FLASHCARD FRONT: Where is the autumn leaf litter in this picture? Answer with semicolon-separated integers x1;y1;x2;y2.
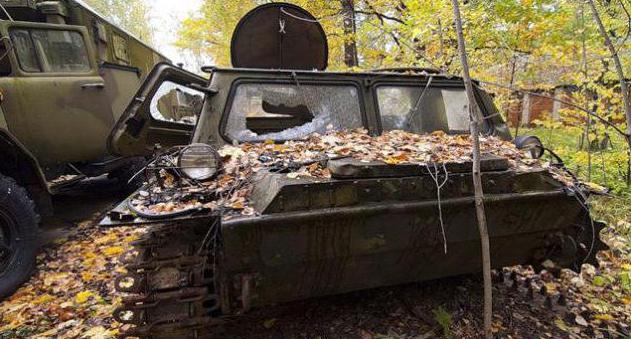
130;129;576;217
0;221;143;338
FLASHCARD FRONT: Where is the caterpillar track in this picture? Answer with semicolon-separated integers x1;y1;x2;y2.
113;217;223;338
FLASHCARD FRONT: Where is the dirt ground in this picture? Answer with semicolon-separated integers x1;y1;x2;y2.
0;178;629;338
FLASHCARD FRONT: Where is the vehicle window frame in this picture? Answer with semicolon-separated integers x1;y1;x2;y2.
8;27;93;74
148;80;205;126
9;29;41;73
219;77;368;144
371;80;494;135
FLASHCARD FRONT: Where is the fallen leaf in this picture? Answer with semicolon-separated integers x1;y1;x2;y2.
594;314;614;322
103;246;124;256
33;294;55;305
75;291;95;304
574;315;588;326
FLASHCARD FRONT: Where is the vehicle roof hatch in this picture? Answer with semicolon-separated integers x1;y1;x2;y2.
231;3;328;71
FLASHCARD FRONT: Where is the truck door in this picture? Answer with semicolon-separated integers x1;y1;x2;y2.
0;22;113;167
108;63;208;157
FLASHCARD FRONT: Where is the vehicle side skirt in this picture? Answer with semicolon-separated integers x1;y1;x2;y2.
220;190;586;310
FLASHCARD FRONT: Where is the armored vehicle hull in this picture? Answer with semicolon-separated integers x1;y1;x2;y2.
104;159;606;337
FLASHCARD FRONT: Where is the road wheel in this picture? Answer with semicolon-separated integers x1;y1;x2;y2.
0;175;40;299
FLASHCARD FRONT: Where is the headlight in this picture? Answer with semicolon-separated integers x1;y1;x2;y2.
513;135;545;159
178;143;221;180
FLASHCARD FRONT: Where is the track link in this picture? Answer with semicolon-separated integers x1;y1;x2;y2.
114;217;222;338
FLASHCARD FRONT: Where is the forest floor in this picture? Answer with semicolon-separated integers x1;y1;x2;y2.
0;128;629;339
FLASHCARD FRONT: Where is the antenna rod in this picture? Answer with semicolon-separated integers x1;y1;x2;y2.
0;4;13;21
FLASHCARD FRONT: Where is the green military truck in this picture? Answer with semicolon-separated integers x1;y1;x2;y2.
0;0;171;298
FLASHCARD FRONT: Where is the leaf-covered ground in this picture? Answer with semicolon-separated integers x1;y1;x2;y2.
0;216;143;338
0;197;628;338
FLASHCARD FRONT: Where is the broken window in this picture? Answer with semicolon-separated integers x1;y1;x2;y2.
149;81;204;125
376;85;476;134
225;83;363;142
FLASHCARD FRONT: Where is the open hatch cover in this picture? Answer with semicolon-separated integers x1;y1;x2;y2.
231;3;329;70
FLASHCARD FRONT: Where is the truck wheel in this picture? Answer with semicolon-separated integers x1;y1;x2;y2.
0;175;40;299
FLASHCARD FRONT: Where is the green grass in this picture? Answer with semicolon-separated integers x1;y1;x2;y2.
518;126;630;231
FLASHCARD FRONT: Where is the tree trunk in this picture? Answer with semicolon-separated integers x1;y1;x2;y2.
450;1;493;338
340;0;359;67
437;18;445;72
587;0;631;184
581;4;592;180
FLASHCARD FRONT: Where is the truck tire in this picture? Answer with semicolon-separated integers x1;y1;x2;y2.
0;175;39;299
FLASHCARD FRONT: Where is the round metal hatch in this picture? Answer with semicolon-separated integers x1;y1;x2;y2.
231;3;328;70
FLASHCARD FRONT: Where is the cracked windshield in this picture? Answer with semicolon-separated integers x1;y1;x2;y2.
225;83;363;141
0;1;629;339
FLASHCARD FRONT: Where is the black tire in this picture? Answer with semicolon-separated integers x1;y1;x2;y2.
0;175;40;299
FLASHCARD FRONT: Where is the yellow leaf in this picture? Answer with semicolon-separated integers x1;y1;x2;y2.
622;264;631;271
273;144;286;152
33;294;55;305
75;291;94;304
84;251;97;260
621;296;631;306
94;233;118;245
594;314;614;322
81;272;94;282
384;157;402;165
103;246;124;256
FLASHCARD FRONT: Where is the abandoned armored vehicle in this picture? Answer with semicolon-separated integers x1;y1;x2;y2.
101;3;607;337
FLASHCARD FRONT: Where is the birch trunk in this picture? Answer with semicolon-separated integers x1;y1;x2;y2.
587;0;631;184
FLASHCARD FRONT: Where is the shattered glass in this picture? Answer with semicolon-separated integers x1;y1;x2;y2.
376;86;476;133
225;83;363;142
149;81;203;125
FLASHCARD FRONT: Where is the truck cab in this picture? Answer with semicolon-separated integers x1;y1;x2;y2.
0;0;174;299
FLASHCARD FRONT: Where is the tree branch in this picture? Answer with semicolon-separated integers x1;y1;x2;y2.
451;1;493;338
355;9;405;24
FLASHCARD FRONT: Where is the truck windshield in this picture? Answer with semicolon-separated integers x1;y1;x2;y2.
225;83;363;142
10;29;90;73
376;85;475;134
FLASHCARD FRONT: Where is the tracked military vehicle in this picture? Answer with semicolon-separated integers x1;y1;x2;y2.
101;3;607;337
